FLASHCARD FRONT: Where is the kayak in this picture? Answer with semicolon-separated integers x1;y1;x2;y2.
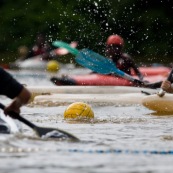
32;93;149;106
0;110;21;134
10;57;47;70
132;66;170;76
142;93;173;113
8;41;78;70
51;73;166;86
27;85;158;95
0;64;9;69
6;57;171;74
26;86;158;102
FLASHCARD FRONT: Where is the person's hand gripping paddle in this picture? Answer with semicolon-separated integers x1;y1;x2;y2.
0;103;79;141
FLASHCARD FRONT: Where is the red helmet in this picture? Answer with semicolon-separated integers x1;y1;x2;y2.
106;35;124;46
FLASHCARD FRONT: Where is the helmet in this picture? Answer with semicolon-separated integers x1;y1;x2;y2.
106;35;124;46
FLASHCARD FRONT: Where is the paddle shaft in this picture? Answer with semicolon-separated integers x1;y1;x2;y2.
110;67;145;86
0;103;36;129
117;76;145;87
0;103;79;140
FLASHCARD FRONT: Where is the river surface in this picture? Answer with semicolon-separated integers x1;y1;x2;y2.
1;67;173;173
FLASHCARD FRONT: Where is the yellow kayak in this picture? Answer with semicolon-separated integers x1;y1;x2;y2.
142;93;173;113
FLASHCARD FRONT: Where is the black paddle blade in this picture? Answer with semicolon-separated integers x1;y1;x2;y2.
17;114;80;141
33;126;79;141
0;103;79;141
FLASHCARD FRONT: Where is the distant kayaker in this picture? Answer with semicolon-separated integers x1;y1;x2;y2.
161;80;173;93
105;34;144;81
0;67;31;116
25;33;56;61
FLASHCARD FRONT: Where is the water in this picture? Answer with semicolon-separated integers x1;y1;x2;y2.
1;68;173;173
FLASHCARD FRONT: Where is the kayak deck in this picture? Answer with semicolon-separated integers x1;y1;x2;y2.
32;93;150;107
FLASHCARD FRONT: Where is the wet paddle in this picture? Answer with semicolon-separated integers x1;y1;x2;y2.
0;103;79;141
53;41;145;86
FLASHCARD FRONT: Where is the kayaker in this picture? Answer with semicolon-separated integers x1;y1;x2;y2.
0;67;31;116
25;33;56;61
161;80;173;93
105;34;144;81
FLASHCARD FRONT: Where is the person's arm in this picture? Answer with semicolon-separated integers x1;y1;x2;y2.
129;58;143;81
4;87;31;116
161;80;173;93
0;68;31;116
132;65;143;81
122;53;143;80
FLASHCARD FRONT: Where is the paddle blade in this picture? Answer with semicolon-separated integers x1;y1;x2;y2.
76;49;145;85
55;41;78;55
34;126;79;141
0;103;79;141
53;41;79;55
76;49;125;76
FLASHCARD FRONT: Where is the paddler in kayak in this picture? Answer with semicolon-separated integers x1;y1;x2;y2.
105;34;144;81
25;33;56;61
10;33;56;69
0;67;31;133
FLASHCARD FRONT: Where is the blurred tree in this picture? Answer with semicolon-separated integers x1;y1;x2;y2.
0;0;172;64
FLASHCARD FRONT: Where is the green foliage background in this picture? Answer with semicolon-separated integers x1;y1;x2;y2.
0;0;172;64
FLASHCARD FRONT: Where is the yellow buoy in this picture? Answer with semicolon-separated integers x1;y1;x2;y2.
46;60;60;72
64;102;94;120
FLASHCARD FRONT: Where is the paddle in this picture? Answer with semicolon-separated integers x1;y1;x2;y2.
52;41;78;56
157;68;173;97
53;41;79;56
0;103;79;141
53;41;146;86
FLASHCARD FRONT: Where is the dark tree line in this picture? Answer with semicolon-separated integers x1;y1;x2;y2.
0;0;172;64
